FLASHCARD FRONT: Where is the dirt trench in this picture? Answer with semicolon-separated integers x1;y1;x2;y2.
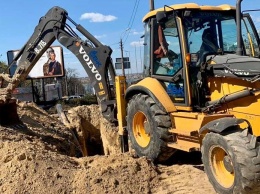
63;104;121;157
0;101;216;194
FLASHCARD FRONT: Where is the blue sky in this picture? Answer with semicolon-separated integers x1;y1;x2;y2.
0;0;259;77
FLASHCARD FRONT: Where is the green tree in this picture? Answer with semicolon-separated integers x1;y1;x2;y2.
0;61;8;73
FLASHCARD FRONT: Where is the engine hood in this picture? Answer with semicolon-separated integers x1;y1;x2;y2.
206;54;260;79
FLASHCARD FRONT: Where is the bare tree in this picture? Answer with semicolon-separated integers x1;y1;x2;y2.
61;68;85;96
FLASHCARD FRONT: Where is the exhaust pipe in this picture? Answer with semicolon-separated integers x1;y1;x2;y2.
150;0;154;11
236;0;243;56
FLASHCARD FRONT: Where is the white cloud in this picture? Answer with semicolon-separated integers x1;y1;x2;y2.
130;40;144;47
94;34;107;39
80;13;117;22
131;30;144;36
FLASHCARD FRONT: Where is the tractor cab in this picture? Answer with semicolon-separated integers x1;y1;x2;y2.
142;3;260;110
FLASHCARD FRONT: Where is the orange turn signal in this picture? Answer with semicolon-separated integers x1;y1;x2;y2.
185;53;191;63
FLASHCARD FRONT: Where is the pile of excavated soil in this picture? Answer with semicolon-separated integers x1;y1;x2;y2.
0;101;217;194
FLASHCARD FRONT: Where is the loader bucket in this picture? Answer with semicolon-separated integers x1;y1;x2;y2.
0;100;20;125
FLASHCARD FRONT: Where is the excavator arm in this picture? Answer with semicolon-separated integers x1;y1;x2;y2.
0;6;117;122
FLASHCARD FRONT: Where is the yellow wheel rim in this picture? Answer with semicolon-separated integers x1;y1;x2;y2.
132;111;150;147
210;146;235;188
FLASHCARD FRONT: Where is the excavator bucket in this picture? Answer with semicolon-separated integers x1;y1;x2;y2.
0;100;20;125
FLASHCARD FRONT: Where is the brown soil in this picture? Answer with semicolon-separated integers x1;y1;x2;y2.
0;101;217;194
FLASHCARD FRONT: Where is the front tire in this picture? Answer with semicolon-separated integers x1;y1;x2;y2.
127;94;175;163
201;129;260;194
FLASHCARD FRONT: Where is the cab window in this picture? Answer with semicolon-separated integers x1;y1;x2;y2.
153;18;182;76
152;16;185;104
242;14;260;57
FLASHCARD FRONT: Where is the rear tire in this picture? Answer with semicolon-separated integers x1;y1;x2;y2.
127;94;175;163
201;129;260;194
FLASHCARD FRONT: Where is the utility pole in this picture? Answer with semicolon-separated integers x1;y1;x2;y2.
65;70;68;96
120;38;125;76
139;39;143;73
135;45;138;73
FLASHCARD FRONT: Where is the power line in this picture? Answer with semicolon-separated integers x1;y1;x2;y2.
127;0;139;29
122;0;140;43
118;0;141;75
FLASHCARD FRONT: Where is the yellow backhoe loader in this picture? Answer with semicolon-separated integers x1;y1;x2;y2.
0;0;260;193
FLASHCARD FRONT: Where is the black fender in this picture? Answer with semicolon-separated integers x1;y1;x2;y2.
199;117;247;134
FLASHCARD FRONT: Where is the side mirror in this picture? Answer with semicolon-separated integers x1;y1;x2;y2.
156;11;167;23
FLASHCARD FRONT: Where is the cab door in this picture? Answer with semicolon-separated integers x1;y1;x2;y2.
150;16;190;108
242;13;260;57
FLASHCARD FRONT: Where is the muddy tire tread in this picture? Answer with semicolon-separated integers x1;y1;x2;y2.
127;94;175;163
202;129;260;194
